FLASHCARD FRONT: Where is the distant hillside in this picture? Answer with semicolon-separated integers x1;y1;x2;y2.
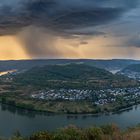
118;64;140;80
13;64;139;89
81;59;140;72
0;59;140;72
122;64;140;72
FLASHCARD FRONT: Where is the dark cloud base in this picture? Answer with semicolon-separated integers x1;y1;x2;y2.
0;0;138;36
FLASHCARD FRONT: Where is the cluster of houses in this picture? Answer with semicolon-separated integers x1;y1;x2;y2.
31;87;140;105
94;87;140;105
31;89;92;101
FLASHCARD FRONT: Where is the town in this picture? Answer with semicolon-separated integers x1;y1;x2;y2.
31;87;140;105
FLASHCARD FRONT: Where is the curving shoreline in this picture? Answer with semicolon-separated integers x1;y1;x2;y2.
0;101;136;116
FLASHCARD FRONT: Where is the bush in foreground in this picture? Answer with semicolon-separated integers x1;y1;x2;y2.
1;124;140;140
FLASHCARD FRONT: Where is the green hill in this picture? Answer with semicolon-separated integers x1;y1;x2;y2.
13;64;139;89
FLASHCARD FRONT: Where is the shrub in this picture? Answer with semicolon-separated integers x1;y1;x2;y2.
101;124;120;137
30;131;51;140
53;125;84;140
84;127;103;140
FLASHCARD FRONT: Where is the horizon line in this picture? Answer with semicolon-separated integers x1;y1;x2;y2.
0;58;140;61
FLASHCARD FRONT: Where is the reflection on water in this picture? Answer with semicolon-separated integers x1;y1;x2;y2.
1;104;36;118
112;107;133;115
1;104;57;118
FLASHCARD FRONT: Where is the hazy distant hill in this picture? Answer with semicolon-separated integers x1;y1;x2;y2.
13;64;139;89
118;64;140;80
81;59;140;72
122;64;140;72
0;59;140;72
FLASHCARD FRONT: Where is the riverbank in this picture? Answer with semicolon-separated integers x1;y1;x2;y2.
0;96;138;115
0;96;103;114
0;99;137;116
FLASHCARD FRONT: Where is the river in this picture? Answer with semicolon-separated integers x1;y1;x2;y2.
0;103;140;137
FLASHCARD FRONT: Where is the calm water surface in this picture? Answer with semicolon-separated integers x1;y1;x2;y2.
0;104;140;137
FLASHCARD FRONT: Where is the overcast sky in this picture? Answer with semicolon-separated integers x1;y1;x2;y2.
0;0;140;60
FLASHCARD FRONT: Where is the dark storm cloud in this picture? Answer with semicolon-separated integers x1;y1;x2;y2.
0;0;138;36
0;0;139;58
